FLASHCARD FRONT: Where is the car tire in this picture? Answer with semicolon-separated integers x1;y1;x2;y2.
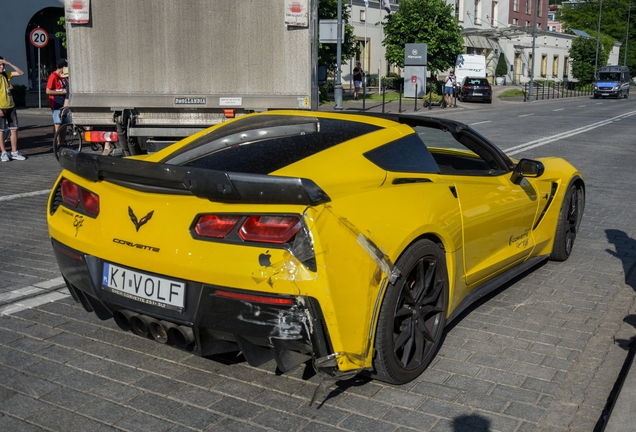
373;239;448;384
593;94;599;99
550;183;584;262
625;90;629;99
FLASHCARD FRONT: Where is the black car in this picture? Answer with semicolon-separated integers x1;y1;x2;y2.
458;77;492;103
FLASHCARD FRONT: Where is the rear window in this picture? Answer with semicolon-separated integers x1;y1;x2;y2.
465;78;489;85
164;116;380;174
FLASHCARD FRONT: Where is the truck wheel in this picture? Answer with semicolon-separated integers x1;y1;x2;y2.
373;239;448;384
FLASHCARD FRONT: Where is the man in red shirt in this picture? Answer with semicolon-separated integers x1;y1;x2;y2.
46;59;69;143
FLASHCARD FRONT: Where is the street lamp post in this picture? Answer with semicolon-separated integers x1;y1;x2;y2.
594;0;604;79
625;2;631;66
528;0;538;101
334;0;344;110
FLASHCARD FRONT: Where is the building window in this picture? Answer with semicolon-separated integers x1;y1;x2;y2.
513;18;518;25
526;20;530;26
552;55;559;77
541;54;547;78
456;0;464;21
513;0;518;12
474;0;481;24
563;56;569;78
360;9;366;22
491;1;498;25
526;0;531;15
538;0;542;17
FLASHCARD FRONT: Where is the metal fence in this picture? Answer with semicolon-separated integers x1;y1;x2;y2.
523;81;593;102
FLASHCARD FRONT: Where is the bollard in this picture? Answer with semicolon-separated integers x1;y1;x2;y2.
414;83;418;112
399;84;403;113
382;84;386;113
362;84;366;111
428;83;433;110
524;83;527;102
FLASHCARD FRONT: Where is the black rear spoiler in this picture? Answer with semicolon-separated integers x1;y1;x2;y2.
58;149;331;205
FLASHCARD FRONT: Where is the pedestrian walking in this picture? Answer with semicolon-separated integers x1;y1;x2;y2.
353;61;364;101
46;59;69;145
0;56;26;162
444;71;456;108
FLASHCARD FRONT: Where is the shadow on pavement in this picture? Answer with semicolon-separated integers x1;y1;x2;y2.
593;229;636;430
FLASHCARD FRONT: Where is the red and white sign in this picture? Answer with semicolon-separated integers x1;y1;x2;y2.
30;28;49;49
284;0;309;27
65;0;90;24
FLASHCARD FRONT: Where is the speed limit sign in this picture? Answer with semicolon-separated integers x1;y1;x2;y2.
30;28;49;49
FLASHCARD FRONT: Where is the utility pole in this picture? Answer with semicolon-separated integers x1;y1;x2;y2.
528;0;538;101
594;0;604;79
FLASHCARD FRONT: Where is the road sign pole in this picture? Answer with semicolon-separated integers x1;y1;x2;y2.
38;48;41;109
29;27;49;109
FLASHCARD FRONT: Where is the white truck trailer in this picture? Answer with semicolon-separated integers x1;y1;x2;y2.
65;0;319;155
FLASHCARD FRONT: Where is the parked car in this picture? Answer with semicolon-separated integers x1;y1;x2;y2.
458;77;493;103
48;111;584;385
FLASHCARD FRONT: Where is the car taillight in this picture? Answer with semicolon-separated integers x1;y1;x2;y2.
83;131;118;142
61;179;80;207
239;215;301;244
81;189;100;215
195;214;241;238
485;86;492;91
60;178;100;216
464;85;471;89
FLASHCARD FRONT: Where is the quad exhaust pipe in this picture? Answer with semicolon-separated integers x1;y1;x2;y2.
112;310;194;349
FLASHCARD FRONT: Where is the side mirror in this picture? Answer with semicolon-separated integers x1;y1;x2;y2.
511;158;545;184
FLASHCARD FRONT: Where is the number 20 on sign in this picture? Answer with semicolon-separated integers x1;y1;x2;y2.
30;28;49;48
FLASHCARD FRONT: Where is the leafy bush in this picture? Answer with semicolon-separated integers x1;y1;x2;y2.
11;85;27;107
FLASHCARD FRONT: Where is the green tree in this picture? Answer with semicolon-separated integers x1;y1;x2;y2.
382;0;464;73
56;16;67;49
559;0;635;74
570;36;607;83
318;0;356;74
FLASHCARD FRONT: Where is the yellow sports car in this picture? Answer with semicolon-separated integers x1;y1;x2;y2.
48;111;584;385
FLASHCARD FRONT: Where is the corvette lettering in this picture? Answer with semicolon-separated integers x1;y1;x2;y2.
113;238;160;252
509;232;529;246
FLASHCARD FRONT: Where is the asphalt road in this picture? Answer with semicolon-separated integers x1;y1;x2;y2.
0;94;635;431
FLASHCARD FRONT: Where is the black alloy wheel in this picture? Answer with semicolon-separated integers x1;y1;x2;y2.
373;239;448;384
550;183;584;261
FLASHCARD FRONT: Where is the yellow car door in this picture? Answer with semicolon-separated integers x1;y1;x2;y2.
449;173;539;286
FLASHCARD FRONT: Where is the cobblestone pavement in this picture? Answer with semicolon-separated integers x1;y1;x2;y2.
0;103;635;431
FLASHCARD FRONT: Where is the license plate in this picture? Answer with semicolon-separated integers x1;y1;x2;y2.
102;263;185;311
602;93;609;96
473;92;482;96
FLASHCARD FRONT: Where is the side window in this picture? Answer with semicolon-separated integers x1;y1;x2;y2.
364;134;440;174
412;125;499;175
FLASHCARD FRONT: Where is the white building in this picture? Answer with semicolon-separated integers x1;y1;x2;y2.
343;0;621;86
